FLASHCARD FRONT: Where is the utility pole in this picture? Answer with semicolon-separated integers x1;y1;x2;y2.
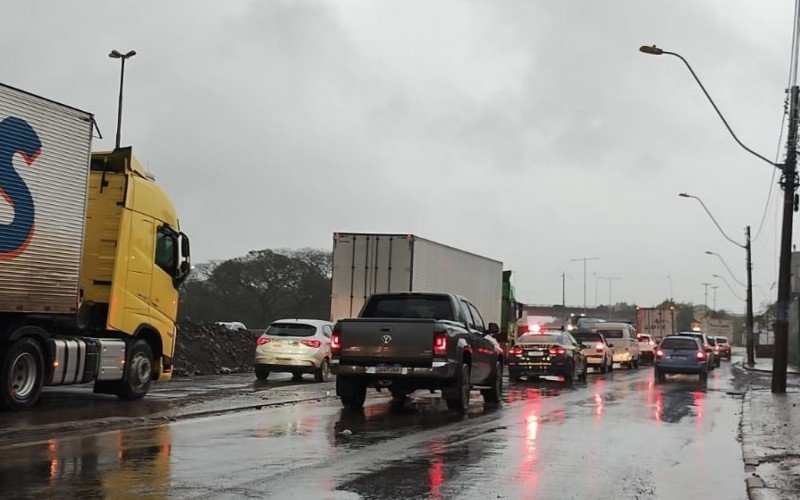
570;257;600;312
561;272;566;307
108;49;137;150
711;286;719;311
599;276;621;319
773;84;799;394
701;282;711;312
745;226;755;366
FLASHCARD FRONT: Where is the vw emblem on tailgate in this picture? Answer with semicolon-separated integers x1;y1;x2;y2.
382;334;393;345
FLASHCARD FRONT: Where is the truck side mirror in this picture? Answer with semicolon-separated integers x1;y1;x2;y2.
487;322;500;335
180;233;190;258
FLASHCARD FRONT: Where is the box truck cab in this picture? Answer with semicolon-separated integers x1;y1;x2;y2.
0;83;189;410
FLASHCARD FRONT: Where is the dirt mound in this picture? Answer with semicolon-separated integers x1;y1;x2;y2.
173;322;259;377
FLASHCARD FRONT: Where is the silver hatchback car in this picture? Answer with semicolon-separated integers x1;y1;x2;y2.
255;319;334;382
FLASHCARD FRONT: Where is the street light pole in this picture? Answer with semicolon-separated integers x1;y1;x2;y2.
109;49;137;151
599;276;621;319
571;257;600;312
701;282;711;311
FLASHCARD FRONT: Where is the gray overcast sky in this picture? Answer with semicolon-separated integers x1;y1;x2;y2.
1;1;796;312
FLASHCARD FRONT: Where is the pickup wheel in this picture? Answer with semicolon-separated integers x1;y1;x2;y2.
338;377;367;410
1;336;45;411
481;361;502;405
446;363;470;413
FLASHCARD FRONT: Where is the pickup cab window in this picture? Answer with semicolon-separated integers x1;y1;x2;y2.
361;294;454;320
460;300;476;329
467;303;485;333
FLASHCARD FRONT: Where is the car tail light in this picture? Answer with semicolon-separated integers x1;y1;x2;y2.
549;346;566;356
331;330;342;356
656;349;664;359
509;346;523;356
433;332;448;357
595;342;604;353
300;339;322;348
696;351;706;360
256;336;271;346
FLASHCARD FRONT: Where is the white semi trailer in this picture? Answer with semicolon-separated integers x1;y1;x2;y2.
330;233;503;325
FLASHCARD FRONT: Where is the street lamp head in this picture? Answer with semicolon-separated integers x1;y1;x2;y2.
124;50;137;58
109;50;122;58
678;192;691;198
639;45;664;55
109;49;136;59
705;251;714;255
712;274;721;279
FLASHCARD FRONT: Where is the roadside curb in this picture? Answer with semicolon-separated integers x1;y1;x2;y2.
739;361;800;375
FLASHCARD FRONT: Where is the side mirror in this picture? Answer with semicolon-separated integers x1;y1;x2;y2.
607;343;614;348
487;322;500;335
180;233;191;258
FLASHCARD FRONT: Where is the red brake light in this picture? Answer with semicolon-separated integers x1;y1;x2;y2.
656;349;664;358
696;350;706;360
549;346;566;356
433;332;448;357
256;336;271;346
300;339;322;349
331;331;342;356
595;342;604;353
509;346;523;356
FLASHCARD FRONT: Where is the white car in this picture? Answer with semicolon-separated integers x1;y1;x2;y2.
216;321;247;331
591;322;641;369
255;319;334;382
637;333;656;364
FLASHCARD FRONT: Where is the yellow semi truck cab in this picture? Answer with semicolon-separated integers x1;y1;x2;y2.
81;148;190;383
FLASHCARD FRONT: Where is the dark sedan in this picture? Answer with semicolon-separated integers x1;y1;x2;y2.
508;330;588;385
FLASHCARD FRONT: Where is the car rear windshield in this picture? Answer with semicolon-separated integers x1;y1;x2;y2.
518;334;562;344
597;329;624;338
661;338;699;350
574;332;602;342
265;323;317;337
361;295;454;320
717;338;729;345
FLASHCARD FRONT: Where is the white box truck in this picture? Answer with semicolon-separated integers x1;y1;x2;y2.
330;233;503;324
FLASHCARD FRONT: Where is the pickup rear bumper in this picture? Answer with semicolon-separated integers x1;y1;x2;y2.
332;360;455;379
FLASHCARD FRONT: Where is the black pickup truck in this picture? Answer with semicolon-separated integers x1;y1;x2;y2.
331;292;504;412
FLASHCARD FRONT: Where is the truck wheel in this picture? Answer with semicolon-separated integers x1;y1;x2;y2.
117;340;154;401
446;363;471;413
481;361;502;405
255;365;270;380
1;337;45;411
315;359;330;383
338;377;367;410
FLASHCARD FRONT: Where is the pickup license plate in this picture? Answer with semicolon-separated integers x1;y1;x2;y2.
375;365;403;374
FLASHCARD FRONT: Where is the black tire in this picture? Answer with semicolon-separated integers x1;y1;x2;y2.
446;363;471;413
564;361;575;386
578;360;588;381
700;367;708;382
509;371;522;383
715;357;721;368
608;359;614;372
338;377;367;410
117;340;154;401
292;372;303;381
315;358;330;383
1;336;45;411
481;361;502;405
655;368;666;383
599;359;607;374
634;358;640;370
255;365;270;380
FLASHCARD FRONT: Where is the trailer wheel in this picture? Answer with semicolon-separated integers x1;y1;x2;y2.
1;337;45;411
117;340;154;401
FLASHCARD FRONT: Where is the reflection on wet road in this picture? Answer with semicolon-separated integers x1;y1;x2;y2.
0;359;747;499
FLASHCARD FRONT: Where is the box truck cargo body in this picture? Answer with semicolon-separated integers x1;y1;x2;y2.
330;233;503;325
0;83;190;411
636;307;676;340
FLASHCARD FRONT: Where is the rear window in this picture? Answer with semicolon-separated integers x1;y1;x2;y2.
518;334;562;344
361;295;454;320
661;338;700;350
574;332;602;342
266;323;317;337
597;329;624;339
716;338;729;345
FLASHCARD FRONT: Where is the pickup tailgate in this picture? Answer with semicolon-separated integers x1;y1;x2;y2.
337;318;437;366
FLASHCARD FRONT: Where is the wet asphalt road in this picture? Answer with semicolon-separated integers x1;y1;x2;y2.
0;357;748;499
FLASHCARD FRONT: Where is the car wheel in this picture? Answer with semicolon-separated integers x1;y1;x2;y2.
315;358;330;383
700;367;708;382
116;340;154;401
446;363;471;413
608;359;614;372
715;357;721;368
634;357;640;370
338;377;367;410
255;365;270;380
0;336;45;411
510;371;522;383
599;360;607;374
292;372;303;381
564;361;575;386
626;361;633;370
481;361;502;405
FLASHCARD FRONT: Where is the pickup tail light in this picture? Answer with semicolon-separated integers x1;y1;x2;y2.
300;339;322;349
256;336;271;346
696;351;706;360
548;346;566;356
595;342;604;353
331;330;342;357
433;332;448;357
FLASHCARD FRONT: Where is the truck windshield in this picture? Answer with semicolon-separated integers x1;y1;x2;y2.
361;295;454;320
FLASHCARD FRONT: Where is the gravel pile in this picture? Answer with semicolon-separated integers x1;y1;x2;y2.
173;322;260;377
